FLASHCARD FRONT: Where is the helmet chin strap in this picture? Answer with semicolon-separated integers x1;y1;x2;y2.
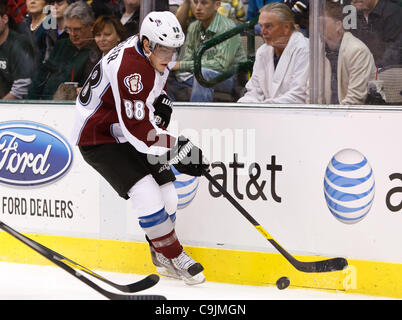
143;48;160;73
144;50;152;60
141;38;155;60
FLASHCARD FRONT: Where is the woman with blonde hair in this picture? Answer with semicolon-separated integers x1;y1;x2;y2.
73;15;126;98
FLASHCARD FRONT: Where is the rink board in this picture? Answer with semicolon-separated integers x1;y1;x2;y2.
0;101;402;298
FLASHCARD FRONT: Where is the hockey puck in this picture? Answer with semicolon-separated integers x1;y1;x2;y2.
276;276;290;290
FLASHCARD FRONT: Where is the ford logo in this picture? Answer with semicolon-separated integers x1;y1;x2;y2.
0;121;73;186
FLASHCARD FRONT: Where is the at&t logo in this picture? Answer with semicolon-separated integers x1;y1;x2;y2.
324;148;375;224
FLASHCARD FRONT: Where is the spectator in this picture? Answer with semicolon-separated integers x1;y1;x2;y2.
321;1;376;105
0;0;35;99
44;0;71;62
349;0;402;68
22;0;53;68
168;0;247;102
238;2;309;103
62;14;126;100
176;0;247;31
93;15;125;56
27;1;97;100
120;0;140;37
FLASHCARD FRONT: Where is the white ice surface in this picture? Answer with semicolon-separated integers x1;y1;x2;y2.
0;261;390;300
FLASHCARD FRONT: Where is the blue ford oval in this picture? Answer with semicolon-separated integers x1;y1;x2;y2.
0;121;73;186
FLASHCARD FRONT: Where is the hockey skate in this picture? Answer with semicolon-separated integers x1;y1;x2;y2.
148;243;205;285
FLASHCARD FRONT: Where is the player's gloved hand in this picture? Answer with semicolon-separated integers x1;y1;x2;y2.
159;135;210;176
154;94;173;129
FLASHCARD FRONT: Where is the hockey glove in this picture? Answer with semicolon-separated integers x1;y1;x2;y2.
159;135;210;177
154;94;173;129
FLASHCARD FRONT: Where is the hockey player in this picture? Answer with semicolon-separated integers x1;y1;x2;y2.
71;11;209;285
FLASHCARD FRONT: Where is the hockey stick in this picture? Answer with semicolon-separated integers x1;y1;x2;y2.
14;231;158;293
0;220;166;300
202;169;348;273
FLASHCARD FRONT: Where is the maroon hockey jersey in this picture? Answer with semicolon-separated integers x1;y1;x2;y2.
72;35;176;156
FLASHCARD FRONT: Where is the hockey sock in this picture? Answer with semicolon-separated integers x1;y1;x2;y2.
149;229;183;259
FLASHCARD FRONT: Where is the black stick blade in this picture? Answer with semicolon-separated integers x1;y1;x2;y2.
125;274;160;293
0;220;166;299
294;257;348;273
269;238;348;273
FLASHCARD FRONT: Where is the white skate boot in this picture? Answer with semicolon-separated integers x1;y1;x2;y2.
171;250;206;285
148;244;205;285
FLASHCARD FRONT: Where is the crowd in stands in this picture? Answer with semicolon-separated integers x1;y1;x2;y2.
0;0;401;104
0;0;142;100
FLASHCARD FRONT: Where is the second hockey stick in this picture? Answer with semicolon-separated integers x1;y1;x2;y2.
202;169;348;273
0;220;165;300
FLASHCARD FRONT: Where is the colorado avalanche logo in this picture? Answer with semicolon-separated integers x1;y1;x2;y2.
124;73;143;95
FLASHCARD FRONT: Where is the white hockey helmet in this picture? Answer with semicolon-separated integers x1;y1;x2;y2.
140;11;185;52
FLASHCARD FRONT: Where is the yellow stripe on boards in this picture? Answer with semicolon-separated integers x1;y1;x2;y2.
0;231;401;298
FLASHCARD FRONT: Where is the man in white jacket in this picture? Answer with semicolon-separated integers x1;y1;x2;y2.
238;2;309;104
